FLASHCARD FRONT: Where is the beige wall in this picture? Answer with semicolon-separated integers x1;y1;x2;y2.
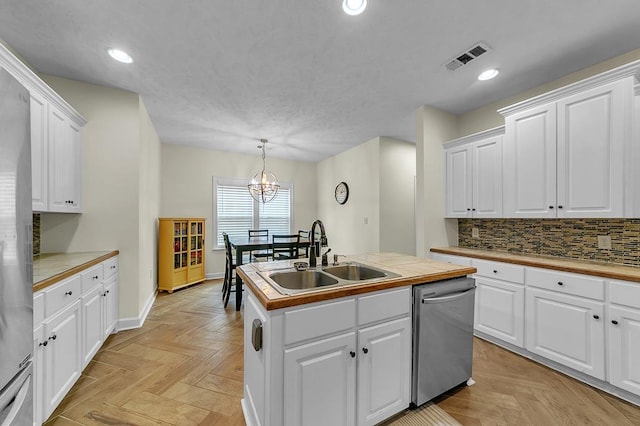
160;143;317;276
415;106;458;258
457;48;640;136
379;137;416;255
39;75;159;321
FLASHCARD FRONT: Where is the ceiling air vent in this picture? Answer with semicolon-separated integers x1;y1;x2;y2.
444;42;492;71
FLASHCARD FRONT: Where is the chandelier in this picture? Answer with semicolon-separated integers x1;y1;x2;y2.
248;139;280;203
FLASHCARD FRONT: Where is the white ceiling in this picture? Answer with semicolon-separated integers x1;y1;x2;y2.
2;1;640;162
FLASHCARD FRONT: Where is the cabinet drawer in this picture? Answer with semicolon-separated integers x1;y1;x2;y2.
526;268;604;300
44;275;81;317
284;298;356;346
472;259;524;284
34;292;45;325
103;256;119;279
358;287;411;326
609;280;640;309
81;264;104;293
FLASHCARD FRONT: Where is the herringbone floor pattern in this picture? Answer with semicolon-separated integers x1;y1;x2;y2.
44;280;640;425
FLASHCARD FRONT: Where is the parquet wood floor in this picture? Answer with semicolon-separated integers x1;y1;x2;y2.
44;280;640;425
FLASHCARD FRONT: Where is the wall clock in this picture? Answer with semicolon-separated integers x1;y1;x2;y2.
335;181;349;205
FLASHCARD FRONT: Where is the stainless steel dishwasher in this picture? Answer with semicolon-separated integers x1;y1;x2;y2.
411;277;476;407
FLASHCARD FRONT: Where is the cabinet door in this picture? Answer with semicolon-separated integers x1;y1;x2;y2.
81;285;103;368
187;221;205;283
33;325;44;426
472;136;503;218
30;91;48;212
445;145;472;218
609;306;640;396
525;288;604;380
474;277;524;347
357;317;411;426
556;79;628;217
103;275;118;338
42;300;82;419
48;105;81;213
284;332;356;426
503;103;557;218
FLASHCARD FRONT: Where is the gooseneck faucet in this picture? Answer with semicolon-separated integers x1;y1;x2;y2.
309;219;328;267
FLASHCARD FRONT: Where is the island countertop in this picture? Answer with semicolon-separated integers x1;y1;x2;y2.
237;252;476;310
33;251;119;292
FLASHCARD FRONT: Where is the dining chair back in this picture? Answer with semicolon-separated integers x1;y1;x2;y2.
248;229;270;261
272;234;300;260
297;230;310;258
222;232;238;308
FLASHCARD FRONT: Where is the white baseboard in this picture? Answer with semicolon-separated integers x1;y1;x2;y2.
207;272;224;280
117;288;157;331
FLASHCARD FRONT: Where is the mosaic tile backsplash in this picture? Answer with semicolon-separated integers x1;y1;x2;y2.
33;213;40;256
458;219;640;267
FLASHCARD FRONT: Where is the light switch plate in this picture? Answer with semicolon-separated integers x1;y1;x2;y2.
472;227;479;238
597;235;612;250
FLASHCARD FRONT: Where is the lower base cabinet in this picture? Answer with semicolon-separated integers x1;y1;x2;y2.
609;280;640;396
244;287;412;426
474;277;524;347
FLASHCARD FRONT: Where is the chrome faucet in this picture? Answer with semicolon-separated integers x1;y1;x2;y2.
309;219;328;267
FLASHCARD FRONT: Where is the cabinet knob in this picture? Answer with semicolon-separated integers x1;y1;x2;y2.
593;315;600;320
93;275;99;280
557;282;564;286
350;351;356;358
39;341;48;347
106;290;110;294
612;320;619;325
65;290;73;296
466;208;471;211
558;205;563;209
472;208;476;211
493;270;498;274
549;206;554;209
48;334;57;341
362;347;369;354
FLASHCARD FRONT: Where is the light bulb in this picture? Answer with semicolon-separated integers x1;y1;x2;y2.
478;69;499;81
343;0;367;16
108;48;133;64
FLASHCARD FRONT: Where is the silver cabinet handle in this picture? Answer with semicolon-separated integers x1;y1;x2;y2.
421;288;474;304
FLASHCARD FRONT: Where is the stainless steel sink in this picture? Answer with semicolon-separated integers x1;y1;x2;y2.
260;262;401;295
323;264;387;280
268;270;339;291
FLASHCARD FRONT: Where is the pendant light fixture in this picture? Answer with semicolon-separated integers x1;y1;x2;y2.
248;139;280;203
342;0;367;15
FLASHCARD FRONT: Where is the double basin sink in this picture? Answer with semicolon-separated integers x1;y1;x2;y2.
259;263;401;295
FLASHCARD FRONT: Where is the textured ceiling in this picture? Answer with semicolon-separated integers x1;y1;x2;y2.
2;1;640;162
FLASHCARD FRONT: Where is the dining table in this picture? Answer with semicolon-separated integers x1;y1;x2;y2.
228;235;310;310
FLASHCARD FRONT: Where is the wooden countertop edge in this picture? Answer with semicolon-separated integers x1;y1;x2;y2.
431;247;640;283
238;265;476;311
33;250;120;293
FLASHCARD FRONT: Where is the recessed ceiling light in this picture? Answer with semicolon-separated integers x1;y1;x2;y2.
478;69;499;81
342;0;367;16
108;48;133;64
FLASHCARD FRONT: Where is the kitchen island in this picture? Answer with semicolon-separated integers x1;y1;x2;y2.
238;252;475;426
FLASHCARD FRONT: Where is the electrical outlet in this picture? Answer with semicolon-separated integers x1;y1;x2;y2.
472;227;479;238
597;235;612;250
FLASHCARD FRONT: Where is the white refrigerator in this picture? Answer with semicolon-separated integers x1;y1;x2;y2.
0;67;33;425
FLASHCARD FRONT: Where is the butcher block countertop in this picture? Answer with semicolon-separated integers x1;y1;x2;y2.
237;252;476;310
431;247;640;283
33;251;119;292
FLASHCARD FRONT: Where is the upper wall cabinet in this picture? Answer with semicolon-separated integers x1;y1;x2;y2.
445;127;504;218
0;43;86;213
500;63;640;218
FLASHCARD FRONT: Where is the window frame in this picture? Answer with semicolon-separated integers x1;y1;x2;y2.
213;176;294;250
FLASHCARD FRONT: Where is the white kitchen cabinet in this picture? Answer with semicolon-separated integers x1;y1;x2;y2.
103;274;119;338
0;42;85;213
48;105;82;213
445;127;503;218
42;299;82;419
608;279;640;397
284;332;356;426
525;287;605;380
81;285;103;368
501;72;636;218
33;324;44;426
357;316;411;426
472;259;525;347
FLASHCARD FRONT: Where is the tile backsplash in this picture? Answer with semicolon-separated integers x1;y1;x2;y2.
458;219;640;267
33;213;40;256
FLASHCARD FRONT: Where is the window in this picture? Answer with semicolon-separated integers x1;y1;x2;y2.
213;177;293;248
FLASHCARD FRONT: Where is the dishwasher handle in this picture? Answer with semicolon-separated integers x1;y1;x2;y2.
421;288;474;304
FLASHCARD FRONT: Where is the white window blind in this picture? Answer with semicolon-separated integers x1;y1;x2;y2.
214;177;293;248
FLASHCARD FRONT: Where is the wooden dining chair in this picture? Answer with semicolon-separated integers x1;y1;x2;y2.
297;230;310;258
222;232;238;308
272;234;300;260
248;229;270;261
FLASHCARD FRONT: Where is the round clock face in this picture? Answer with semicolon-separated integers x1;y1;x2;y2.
335;182;349;205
